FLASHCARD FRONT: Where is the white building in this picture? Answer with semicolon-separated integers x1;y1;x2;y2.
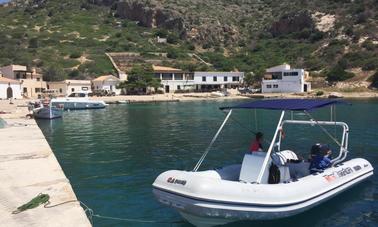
0;76;22;99
153;65;244;93
261;64;311;93
0;65;47;98
47;80;92;97
193;72;244;91
92;75;121;95
156;36;167;44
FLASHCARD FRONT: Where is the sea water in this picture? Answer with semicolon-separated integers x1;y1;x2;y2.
38;99;378;227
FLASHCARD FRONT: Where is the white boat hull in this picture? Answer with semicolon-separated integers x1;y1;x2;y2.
51;99;107;110
153;158;373;227
33;107;63;119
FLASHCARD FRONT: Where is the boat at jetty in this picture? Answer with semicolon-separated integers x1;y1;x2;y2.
30;100;63;119
50;91;107;110
33;106;63;119
153;99;374;227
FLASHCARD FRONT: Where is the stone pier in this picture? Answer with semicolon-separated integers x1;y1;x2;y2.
0;100;91;227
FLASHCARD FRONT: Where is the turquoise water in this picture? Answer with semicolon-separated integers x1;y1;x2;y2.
38;99;378;227
0;118;6;128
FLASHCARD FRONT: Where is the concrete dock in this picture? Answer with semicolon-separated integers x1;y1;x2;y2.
0;100;91;227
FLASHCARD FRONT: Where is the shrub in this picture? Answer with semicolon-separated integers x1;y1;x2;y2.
69;52;81;59
309;31;324;43
28;38;39;48
362;59;378;71
369;72;378;88
326;65;355;82
362;40;376;51
167;49;179;59
68;69;80;78
115;32;122;38
187;43;195;51
167;34;179;44
316;90;324;96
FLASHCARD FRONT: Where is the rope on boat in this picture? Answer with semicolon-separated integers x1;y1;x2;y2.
304;111;344;147
13;193;185;225
193;109;233;172
223;111;271;146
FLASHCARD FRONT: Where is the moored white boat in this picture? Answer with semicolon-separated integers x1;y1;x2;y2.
50;91;107;110
33;106;63;119
152;99;374;227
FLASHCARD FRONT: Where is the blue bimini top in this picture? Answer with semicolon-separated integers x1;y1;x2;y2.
220;99;347;111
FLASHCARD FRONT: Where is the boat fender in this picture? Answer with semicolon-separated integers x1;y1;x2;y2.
268;163;280;184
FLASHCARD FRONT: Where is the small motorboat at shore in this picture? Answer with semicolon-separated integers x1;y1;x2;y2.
50;91;107;110
33;106;63;119
32;99;63;119
152;99;374;227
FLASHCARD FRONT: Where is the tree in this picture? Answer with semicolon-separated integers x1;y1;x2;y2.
243;72;255;86
118;64;161;94
326;65;354;82
43;66;65;81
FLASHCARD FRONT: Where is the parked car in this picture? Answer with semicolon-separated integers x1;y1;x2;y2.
93;90;115;97
238;87;261;94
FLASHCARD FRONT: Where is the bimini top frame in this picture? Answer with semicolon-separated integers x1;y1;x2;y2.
219;99;347;111
193;99;349;184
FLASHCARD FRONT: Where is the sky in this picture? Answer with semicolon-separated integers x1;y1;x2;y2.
0;0;10;4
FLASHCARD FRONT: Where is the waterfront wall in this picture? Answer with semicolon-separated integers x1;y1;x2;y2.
0;100;91;226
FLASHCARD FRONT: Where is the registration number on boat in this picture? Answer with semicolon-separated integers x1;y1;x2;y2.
167;177;187;186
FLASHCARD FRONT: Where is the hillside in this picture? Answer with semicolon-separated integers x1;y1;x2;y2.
0;0;377;82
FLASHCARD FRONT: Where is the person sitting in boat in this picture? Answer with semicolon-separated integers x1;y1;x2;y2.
308;143;321;162
309;144;332;173
249;132;264;152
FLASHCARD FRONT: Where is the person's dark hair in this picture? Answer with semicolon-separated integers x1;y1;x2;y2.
311;144;321;156
256;132;263;140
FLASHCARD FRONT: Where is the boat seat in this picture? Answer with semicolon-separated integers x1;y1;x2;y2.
272;150;298;166
239;152;270;184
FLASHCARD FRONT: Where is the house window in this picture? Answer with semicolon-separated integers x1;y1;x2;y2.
266;85;272;88
175;73;183;80
177;85;181;90
224;76;228;82
272;72;282;80
59;88;63;93
202;76;206;82
82;87;89;91
23;87;27;93
162;73;173;80
273;84;279;88
35;88;41;93
154;73;161;79
284;71;299;76
232;76;240;82
213;76;217;82
37;78;40;81
71;88;75;92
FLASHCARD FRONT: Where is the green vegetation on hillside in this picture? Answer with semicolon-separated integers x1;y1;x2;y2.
0;0;377;83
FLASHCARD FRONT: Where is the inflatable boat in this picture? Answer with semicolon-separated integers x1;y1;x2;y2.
152;99;374;227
